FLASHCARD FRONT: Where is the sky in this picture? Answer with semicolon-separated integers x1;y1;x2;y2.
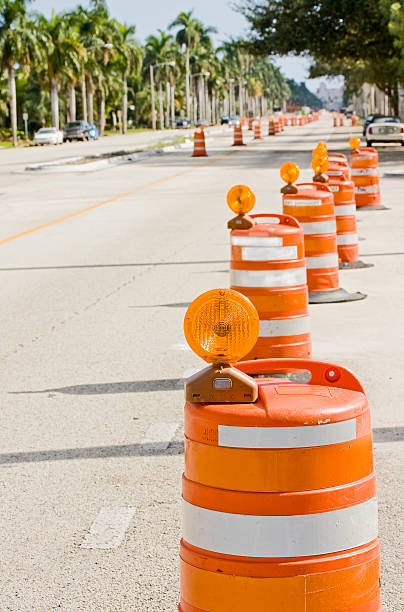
32;0;343;94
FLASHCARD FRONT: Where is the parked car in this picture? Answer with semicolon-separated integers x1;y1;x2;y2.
196;119;209;127
88;123;99;140
33;127;63;146
63;120;92;142
362;114;387;136
175;117;191;128
366;116;404;146
220;115;230;124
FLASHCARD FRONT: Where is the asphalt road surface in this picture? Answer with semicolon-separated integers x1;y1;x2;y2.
0;117;403;611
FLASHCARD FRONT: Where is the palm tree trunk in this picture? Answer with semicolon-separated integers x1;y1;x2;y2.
198;76;204;121
165;80;170;128
158;81;164;130
205;82;210;124
211;93;216;125
81;79;87;122
7;66;18;147
122;72;128;134
68;82;76;122
185;47;190;118
50;77;59;129
97;91;105;136
87;75;94;124
171;83;175;128
122;77;128;134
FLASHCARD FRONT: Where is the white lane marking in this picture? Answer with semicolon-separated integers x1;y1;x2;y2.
81;507;136;549
218;417;356;449
142;423;178;451
182;498;378;558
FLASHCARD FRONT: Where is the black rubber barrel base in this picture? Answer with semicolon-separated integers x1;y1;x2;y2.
357;205;390;211
339;261;374;270
309;288;367;303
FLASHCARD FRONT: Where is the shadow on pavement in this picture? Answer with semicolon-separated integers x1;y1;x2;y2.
1;427;402;465
10;378;183;395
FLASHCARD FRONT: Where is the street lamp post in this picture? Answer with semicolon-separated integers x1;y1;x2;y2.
150;61;175;130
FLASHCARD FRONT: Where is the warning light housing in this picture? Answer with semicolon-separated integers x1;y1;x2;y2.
280;162;300;194
350;137;361;151
184;289;259;403
227;185;256;229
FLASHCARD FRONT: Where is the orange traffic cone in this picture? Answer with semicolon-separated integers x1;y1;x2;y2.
192;128;207;157
232;123;245;146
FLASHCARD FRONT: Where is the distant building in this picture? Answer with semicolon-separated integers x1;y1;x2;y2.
315;83;344;110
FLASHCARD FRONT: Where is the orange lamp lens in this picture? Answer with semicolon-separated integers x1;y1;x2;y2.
184;289;260;364
227;185;256;215
280;162;300;184
350;137;361;150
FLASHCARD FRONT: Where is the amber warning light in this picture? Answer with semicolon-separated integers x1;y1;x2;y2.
227;184;256;230
280;162;300;194
184;289;259;403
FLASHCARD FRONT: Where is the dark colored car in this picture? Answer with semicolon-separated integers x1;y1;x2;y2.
220;115;230;124
63;120;92;142
175;117;192;128
362;114;387;136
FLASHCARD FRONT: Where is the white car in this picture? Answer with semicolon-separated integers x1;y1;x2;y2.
366;117;404;146
33;127;64;146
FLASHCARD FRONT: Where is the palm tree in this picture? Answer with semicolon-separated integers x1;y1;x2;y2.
113;22;142;133
36;10;85;129
169;11;201;118
144;31;177;129
0;0;42;146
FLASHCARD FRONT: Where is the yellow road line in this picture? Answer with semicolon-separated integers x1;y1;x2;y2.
0;150;239;247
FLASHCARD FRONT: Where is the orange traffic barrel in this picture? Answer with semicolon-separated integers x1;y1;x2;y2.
333;115;338;127
291;115;297;126
248;117;253;130
232;123;245;146
274;119;282;134
283;182;365;303
328;177;372;270
268;119;275;136
180;349;382;612
192;128;207;157
326;160;350;181
230;213;311;359
339;114;344;127
254;120;263;140
350;147;386;210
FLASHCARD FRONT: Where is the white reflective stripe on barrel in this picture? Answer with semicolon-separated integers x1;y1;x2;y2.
218;417;355;449
231;236;282;247
306;253;339;269
335;204;356;216
252;216;280;224
354;155;374;160
259;315;310;338
182;498;378;558
241;245;298;261
230;267;306;288
351;168;378;176
300;220;336;235
284;198;322;206
337;233;358;245
329;185;340;192
355;185;379;194
327;170;343;176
